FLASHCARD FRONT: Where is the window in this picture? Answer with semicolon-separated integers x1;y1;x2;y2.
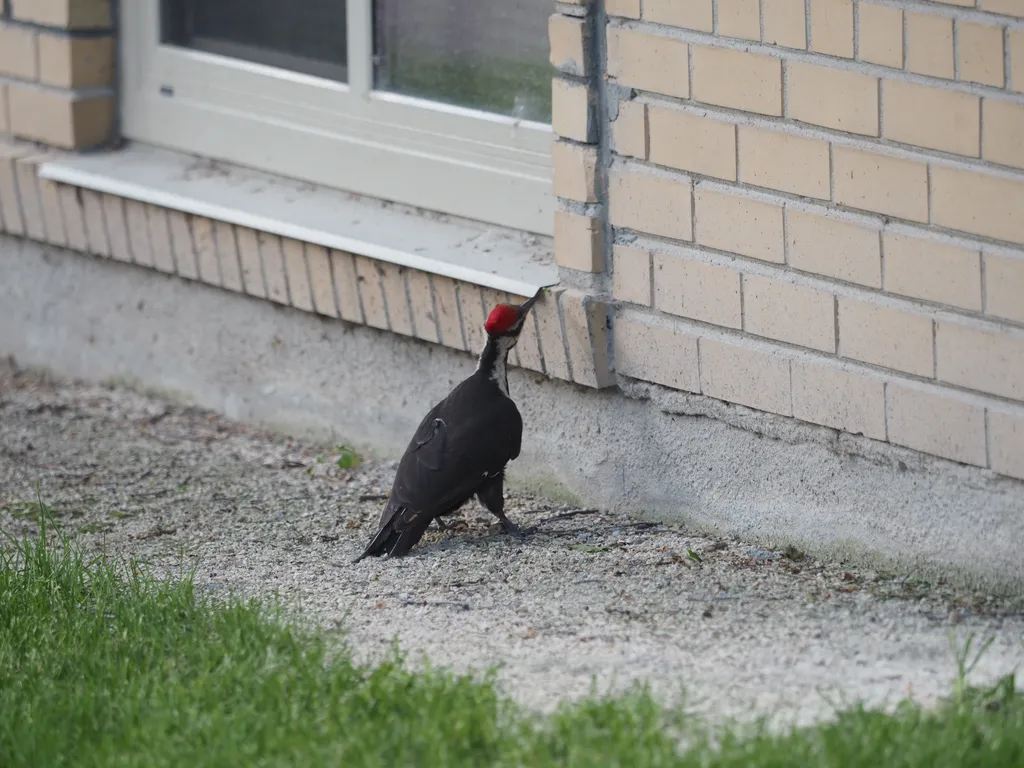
121;1;555;236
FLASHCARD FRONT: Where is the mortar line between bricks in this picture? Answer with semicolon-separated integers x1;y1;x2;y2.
1005;28;1013;92
230;224;246;295
953;19;961;82
400;268;416;337
805;0;813;52
611;18;1024;103
853;0;860;61
425;273;443;345
621;304;1024;410
902;8;908;71
979;252;988;314
865;0;1024;28
277;230;294;307
759;0;766;45
120;197;138;266
883;381;890;441
984;408;992;469
302;244;318;313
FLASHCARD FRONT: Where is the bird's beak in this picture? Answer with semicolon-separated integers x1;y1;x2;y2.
516;286;546;318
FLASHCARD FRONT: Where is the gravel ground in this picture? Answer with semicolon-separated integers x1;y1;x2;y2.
2;359;1023;730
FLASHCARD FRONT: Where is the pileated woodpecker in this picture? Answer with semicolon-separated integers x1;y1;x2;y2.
354;287;544;561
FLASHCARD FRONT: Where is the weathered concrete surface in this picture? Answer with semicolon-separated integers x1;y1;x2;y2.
2;363;1023;730
2;235;1024;591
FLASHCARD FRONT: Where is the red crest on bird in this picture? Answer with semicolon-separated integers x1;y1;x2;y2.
485;304;519;335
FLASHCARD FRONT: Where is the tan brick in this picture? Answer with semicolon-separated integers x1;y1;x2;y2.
431;275;465;351
258;232;288;304
906;12;954;79
80;188;110;258
609;167;693;242
615;313;700;392
507;291;544;372
554;210;604;272
37;175;67;247
124;199;154;268
718;0;761;41
887;383;986;466
144;204;174;270
330;249;363;324
305;244;338;318
183;213;213;277
692;46;782;116
607;26;689;99
936;321;1024;400
7;85;113;149
606;0;640;18
0;22;38;80
883;233;981;311
700;337;793;416
786;61;878;136
103;194;132;263
983;100;1024;170
0;145;30;236
553;141;598;203
654;252;742;329
552;78;593;143
981;0;1024;14
838;297;934;376
11;0;112;28
985;254;1024;324
549;14;588;76
214;220;243;292
858;3;903;68
233;227;265;297
38;33;114;88
743;275;836;352
58;185;88;252
832;146;928;222
535;288;572;380
612;244;652;306
1012;31;1024;94
648;107;736;181
792;361;887;439
283;238;313;311
882;81;979;157
404;269;439;344
12;155;46;241
459;282;487;353
143;206;175;274
738;126;830;199
786;209;881;287
613;100;647;160
694;186;784;262
164;210;195;279
381;262;413;334
988;409;1024;481
809;0;854;58
763;0;807;49
561;291;614;388
643;0;712;32
957;21;1004;88
0;83;9;134
932;166;1024;244
353;255;387;329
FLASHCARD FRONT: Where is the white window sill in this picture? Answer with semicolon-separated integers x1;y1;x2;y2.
38;142;559;297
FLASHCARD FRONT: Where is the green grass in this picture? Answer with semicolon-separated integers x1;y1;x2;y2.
2;518;1023;768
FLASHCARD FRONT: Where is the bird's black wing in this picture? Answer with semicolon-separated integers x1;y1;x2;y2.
355;378;522;560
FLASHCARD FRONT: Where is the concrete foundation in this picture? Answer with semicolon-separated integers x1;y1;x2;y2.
3;235;1023;591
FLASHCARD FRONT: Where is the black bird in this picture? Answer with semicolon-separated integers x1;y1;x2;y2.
354;287;544;561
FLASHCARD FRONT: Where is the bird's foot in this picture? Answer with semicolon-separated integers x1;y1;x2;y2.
433;517;448;532
497;516;526;539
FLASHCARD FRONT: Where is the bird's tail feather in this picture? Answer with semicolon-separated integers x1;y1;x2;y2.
353;510;434;562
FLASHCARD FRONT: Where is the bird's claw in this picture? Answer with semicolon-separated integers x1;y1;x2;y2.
499;518;526;539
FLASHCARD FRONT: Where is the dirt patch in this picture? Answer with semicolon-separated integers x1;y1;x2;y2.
2;360;1022;729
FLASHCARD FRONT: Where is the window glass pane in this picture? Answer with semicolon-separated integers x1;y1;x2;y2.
374;0;552;123
162;0;348;82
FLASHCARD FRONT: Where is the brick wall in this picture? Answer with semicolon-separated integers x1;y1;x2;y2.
551;0;1024;481
0;0;116;149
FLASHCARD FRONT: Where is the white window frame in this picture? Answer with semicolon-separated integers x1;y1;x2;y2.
119;2;555;236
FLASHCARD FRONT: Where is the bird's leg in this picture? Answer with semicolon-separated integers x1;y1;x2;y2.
433;517;448;531
476;475;526;539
